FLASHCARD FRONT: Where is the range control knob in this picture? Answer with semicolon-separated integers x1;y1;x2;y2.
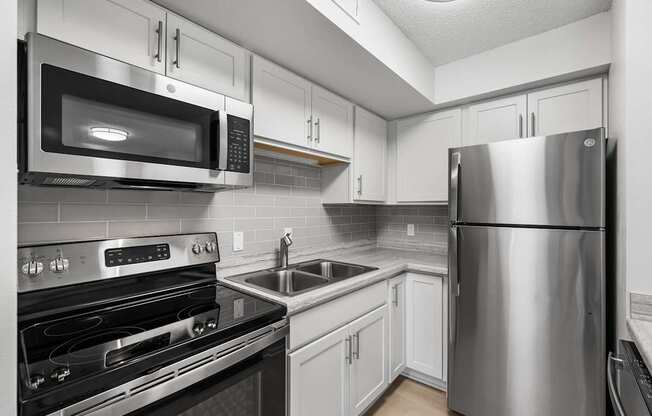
49;257;70;273
205;242;217;253
206;318;217;329
28;374;45;390
191;243;203;255
21;260;43;277
193;322;205;335
50;367;71;383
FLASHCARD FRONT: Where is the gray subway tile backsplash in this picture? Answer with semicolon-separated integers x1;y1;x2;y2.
376;205;448;254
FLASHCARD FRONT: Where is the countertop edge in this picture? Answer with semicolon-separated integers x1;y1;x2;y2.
218;260;447;316
627;318;652;370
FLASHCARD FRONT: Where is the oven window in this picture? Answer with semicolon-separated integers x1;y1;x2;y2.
128;338;286;416
41;64;219;169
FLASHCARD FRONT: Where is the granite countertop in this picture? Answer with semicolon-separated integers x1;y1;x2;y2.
628;318;652;368
216;246;447;316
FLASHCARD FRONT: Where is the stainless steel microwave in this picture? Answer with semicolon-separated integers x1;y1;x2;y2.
18;34;253;191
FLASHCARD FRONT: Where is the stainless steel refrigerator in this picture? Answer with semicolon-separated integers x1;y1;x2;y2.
447;128;606;416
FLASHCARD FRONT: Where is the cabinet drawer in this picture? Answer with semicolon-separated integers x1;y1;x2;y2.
289;281;386;350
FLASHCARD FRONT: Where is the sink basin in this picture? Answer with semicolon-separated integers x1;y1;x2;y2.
243;270;329;296
227;259;378;297
295;260;376;280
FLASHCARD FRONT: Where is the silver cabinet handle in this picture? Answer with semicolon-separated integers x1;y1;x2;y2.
518;114;523;138
530;113;535;137
314;117;320;144
450;152;461;222
357;175;363;195
307;116;313;145
608;352;626;416
352;333;360;360
345;335;352;364
173;28;181;68
392;285;398;306
154;21;163;63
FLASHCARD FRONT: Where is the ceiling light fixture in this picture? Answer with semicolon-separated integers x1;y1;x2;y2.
90;127;129;142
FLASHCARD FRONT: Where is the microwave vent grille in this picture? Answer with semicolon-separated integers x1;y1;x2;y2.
42;177;96;186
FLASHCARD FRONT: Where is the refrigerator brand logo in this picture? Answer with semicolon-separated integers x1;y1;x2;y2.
584;138;596;148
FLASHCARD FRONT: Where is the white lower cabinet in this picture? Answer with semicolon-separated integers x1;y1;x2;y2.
388;275;406;382
290;305;389;416
403;272;447;387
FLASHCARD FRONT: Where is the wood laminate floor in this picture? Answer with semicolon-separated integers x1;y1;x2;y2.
365;377;456;416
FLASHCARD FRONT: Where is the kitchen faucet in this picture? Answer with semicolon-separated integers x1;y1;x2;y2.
279;232;293;268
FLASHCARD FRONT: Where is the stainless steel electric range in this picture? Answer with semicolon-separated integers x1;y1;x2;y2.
17;233;288;416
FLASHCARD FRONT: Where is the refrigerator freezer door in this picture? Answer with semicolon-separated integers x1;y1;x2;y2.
448;128;605;228
448;225;604;416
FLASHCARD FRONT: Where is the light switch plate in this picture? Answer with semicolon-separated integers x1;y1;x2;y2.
233;231;244;252
407;224;415;236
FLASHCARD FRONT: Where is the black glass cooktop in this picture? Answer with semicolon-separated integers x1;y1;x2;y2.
18;280;285;413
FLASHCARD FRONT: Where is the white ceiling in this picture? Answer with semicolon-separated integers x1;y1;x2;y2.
373;0;612;66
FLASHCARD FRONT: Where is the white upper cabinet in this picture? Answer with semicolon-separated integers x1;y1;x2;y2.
353;107;386;202
252;55;312;149
527;77;603;137
312;85;354;157
396;108;462;203
37;0;166;73
166;14;248;101
463;94;527;146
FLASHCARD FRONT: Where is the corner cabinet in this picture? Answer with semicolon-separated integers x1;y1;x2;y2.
37;0;250;101
388;275;406;382
289;305;389;416
252;55;354;159
395;108;462;203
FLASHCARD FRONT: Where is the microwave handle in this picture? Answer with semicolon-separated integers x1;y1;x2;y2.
217;111;228;170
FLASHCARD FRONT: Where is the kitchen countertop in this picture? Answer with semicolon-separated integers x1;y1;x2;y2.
217;246;447;316
628;318;652;369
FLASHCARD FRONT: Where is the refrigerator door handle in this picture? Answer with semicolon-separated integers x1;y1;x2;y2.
449;225;460;347
450;152;461;222
608;352;627;416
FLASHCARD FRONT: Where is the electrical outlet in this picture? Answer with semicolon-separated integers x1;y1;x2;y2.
284;227;293;236
233;231;244;252
407;224;415;236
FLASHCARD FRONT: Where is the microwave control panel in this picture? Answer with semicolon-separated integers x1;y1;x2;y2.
226;115;251;173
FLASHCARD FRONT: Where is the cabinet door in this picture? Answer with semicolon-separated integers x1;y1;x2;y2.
37;0;166;73
463;94;527;145
290;325;350;416
406;273;444;379
388;275;406;382
166;14;247;101
396;108;462;202
353;107;386;202
252;56;312;149
527;77;603;137
349;306;389;416
312;85;354;158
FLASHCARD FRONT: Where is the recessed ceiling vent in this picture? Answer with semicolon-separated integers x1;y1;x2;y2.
42;177;96;186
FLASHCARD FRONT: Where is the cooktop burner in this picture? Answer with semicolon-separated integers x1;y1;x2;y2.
17;233;286;416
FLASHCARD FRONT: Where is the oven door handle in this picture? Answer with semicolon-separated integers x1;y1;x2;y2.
608;352;627;416
53;321;289;416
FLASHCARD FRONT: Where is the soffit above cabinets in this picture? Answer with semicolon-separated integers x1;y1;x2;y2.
373;0;612;65
152;0;436;119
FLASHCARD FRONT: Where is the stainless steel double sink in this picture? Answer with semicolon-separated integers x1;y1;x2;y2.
226;260;378;297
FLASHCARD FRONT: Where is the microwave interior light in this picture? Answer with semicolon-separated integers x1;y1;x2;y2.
90;127;129;142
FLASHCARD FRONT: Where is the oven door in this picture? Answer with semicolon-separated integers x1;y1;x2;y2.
609;341;652;416
27;33;228;187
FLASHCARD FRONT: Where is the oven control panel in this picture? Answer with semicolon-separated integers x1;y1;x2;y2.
226;115;251;173
105;244;170;267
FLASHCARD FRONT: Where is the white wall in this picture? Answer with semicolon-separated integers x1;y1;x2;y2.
306;0;435;103
0;0;17;414
434;11;612;106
